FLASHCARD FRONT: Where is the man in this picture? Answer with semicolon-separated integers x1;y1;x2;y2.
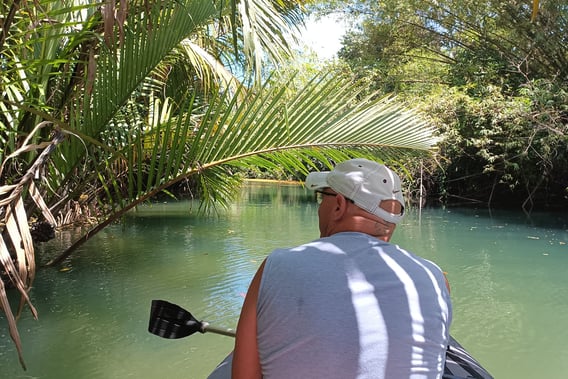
231;158;452;379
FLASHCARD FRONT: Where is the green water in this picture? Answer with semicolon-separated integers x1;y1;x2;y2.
1;182;567;379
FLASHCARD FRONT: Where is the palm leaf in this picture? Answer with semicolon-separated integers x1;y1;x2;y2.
236;0;303;81
0;129;64;369
80;0;218;137
43;0;301;218
0;277;26;370
47;69;436;265
0;206;36;370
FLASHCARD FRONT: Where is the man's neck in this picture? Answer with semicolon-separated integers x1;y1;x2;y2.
330;215;395;242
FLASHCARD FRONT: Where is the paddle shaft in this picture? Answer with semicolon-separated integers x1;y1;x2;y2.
202;322;236;337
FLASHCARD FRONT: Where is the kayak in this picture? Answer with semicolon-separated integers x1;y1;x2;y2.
444;335;493;379
207;335;493;379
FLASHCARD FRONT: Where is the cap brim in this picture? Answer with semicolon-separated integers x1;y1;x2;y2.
305;172;330;191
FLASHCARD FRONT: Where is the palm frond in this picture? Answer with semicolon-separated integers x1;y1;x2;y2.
178;40;243;100
0;277;26;370
0;129;63;369
79;0;218;137
47;69;436;265
237;0;304;81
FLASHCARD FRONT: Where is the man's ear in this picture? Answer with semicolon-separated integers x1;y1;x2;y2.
331;194;350;220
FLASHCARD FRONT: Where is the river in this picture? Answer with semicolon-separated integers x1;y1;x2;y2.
1;181;567;378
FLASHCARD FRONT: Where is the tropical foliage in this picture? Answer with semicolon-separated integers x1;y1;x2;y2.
311;0;568;210
0;0;437;367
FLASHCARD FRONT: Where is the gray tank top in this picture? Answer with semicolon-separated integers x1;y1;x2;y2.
257;232;452;379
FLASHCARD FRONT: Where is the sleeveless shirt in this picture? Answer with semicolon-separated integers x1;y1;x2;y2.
256;232;452;379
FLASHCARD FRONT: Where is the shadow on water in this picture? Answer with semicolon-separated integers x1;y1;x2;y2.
445;205;568;230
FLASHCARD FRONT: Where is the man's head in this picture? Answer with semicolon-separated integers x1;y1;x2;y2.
305;158;405;239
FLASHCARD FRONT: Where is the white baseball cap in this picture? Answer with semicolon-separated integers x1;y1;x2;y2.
305;158;405;224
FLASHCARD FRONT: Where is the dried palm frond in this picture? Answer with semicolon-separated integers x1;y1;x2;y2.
0;129;64;369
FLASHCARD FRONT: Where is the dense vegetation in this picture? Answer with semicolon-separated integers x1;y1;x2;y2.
312;0;568;211
0;0;436;367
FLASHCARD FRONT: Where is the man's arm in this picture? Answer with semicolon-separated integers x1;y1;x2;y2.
232;259;266;379
443;271;451;293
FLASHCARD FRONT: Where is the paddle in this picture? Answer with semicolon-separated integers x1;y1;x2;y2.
148;299;236;338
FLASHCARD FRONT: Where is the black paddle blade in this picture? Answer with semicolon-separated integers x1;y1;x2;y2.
148;300;204;339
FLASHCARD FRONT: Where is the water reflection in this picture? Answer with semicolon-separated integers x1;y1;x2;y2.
0;182;567;379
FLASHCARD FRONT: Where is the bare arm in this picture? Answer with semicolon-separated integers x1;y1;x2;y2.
232;259;266;379
444;271;451;293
